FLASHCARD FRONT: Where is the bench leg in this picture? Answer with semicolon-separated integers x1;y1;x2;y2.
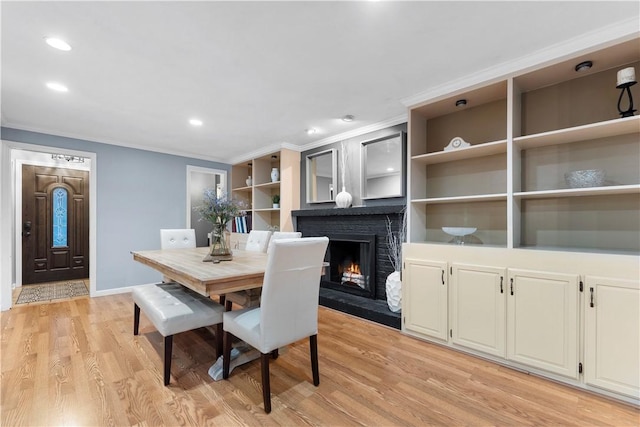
134;303;140;335
164;335;173;386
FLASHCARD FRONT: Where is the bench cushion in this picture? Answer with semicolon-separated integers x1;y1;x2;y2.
132;283;223;337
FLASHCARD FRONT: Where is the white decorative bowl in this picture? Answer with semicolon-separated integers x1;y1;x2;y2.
442;227;477;237
564;169;605;188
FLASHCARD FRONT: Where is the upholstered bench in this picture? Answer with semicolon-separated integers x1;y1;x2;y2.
132;283;224;385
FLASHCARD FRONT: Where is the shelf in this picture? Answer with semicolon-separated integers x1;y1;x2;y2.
514;116;639;150
412;193;508;205
515;245;639;256
254;181;280;189
515;185;640;200
232;186;252;192
412;139;507;165
254;208;280;212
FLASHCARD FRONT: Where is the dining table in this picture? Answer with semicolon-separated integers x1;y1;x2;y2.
131;246;269;380
132;246;268;298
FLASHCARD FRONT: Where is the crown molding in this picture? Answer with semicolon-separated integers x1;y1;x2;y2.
227;114;408;165
401;17;640;108
297;114;408;152
0;123;228;164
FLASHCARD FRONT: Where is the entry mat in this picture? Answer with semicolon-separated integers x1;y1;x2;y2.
16;281;89;304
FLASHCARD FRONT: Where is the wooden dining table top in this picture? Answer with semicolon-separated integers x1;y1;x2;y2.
132;247;268;297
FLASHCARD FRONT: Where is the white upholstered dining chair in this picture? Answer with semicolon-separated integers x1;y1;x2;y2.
222;236;329;413
267;231;302;253
224;229;273;310
245;229;272;252
160;228;196;249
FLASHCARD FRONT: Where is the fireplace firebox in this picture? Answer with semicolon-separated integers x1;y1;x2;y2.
321;233;376;299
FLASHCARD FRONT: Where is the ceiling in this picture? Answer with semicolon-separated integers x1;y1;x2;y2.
2;2;638;164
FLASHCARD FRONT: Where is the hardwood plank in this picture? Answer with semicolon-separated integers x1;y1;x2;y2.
1;293;638;426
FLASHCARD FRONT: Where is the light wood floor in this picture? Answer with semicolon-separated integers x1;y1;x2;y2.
1;293;638;426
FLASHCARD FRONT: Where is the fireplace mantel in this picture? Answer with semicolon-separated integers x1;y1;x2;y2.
292;205;404;218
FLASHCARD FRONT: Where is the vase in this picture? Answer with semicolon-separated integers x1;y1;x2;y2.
204;223;233;262
385;271;402;313
271;167;279;182
246;176;252;187
335;186;352;208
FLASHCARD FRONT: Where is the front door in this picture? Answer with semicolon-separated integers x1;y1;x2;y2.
22;165;89;284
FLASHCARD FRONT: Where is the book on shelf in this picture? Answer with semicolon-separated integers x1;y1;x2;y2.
232;213;252;234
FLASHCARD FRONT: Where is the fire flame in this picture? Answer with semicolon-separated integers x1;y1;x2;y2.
343;262;361;275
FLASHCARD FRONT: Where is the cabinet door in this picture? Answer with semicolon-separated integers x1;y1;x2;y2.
451;264;506;357
507;269;579;378
403;258;448;341
585;276;639;398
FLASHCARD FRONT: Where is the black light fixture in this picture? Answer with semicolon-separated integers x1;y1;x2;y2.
455;99;467;107
574;60;593;72
616;67;637;118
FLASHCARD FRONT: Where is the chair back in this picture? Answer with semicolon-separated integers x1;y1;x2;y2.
160;229;196;249
267;231;302;253
259;237;329;351
245;230;272;253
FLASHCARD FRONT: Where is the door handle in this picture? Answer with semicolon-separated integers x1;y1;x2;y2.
22;221;32;237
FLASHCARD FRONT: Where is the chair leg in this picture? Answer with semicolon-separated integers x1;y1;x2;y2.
215;324;223;357
260;352;272;413
134;303;140;335
225;299;233;311
219;295;226;306
310;334;319;386
164;335;173;386
222;331;232;379
271;349;279;359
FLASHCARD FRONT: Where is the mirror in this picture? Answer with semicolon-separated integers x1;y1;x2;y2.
306;149;337;203
361;132;405;199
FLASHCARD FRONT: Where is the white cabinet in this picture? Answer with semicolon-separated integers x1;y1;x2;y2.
584;276;640;399
507;269;580;379
451;264;506;357
403;258;448;342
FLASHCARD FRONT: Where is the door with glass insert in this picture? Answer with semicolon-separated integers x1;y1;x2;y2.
22;165;89;284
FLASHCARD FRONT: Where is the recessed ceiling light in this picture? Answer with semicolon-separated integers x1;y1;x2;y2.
46;82;68;92
189;118;203;126
386;167;394;172
45;37;71;51
342;115;355;122
455;99;467;107
574;60;593;72
306;128;317;135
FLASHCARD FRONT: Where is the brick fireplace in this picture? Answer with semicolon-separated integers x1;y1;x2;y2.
292;205;405;329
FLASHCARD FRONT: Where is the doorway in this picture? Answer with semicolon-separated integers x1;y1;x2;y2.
21;165;90;284
1;143;96;311
187;166;226;247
